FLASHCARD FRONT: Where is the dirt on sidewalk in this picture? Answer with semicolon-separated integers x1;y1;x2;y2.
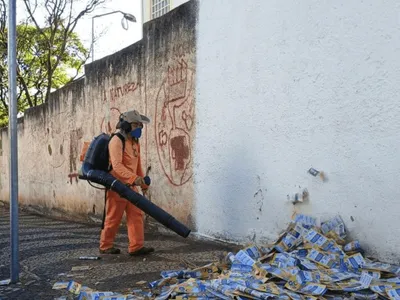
0;204;237;300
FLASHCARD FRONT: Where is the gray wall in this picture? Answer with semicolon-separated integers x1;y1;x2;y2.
0;1;198;229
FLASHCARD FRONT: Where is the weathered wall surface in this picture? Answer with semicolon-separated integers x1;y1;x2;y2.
0;1;197;228
195;0;400;262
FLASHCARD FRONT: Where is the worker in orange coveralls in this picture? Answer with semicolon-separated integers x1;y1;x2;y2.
99;109;155;256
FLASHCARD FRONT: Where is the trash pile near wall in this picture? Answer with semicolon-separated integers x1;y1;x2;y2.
55;214;400;300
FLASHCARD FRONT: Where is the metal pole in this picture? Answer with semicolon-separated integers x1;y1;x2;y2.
8;0;19;283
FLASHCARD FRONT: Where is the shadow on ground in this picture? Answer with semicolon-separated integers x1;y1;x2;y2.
0;204;238;300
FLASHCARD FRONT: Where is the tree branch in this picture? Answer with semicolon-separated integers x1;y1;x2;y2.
0;0;6;32
19;0;106;105
69;0;105;33
0;86;8;114
16;65;34;107
23;0;49;43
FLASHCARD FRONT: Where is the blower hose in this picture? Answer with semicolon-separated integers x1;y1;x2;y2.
79;162;191;238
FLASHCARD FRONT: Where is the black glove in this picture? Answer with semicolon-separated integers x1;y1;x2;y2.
144;176;151;186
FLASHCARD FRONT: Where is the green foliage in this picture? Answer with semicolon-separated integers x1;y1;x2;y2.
0;0;104;127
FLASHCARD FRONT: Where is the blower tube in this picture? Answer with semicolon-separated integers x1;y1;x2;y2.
79;135;191;238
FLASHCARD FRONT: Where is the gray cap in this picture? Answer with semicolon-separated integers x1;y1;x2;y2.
121;110;150;124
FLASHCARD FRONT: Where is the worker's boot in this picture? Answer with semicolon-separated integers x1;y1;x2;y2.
99;247;121;254
129;247;155;256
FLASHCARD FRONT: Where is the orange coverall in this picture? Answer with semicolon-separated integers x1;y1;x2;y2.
99;134;148;253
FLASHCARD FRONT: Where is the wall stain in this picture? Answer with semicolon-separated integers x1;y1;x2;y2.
69;128;84;181
254;189;265;213
253;175;266;213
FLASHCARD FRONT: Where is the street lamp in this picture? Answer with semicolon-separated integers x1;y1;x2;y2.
91;10;137;62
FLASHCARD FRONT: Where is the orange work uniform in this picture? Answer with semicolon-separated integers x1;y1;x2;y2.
99;133;148;253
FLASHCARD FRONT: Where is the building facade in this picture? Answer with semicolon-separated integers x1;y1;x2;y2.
142;0;190;23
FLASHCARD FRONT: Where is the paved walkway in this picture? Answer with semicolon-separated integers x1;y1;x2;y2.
0;203;236;299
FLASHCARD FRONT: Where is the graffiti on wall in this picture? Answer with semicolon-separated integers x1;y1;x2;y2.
68;128;83;184
155;58;195;186
172;41;194;59
100;107;122;134
100;81;141;134
110;82;139;102
42;112;84;184
47;112;68;170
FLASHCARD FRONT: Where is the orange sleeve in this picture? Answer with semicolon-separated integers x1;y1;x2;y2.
108;136;138;185
137;143;149;189
137;143;144;177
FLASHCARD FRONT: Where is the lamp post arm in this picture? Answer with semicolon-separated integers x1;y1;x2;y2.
91;10;135;62
92;10;125;19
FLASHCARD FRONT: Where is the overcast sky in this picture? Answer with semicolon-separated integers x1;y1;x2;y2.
16;0;143;63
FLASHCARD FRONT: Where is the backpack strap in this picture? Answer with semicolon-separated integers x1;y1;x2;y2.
108;132;125;171
101;132;125;230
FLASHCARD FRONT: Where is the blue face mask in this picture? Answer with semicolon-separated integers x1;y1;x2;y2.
130;127;142;139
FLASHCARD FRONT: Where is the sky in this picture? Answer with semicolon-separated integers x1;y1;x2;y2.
16;0;143;63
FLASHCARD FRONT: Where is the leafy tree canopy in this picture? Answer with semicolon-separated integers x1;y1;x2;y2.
0;0;105;127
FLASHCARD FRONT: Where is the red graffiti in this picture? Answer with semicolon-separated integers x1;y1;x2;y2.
109;82;138;102
155;58;195;186
69;128;83;173
170;136;189;171
172;41;194;58
167;60;188;101
102;89;107;103
182;110;193;132
99;81;141;134
68;173;79;184
161;105;168;121
159;130;168;146
100;107;122;134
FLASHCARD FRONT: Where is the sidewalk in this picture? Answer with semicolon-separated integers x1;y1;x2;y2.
0;203;237;300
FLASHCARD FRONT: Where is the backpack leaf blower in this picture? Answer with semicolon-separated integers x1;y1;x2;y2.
78;133;191;238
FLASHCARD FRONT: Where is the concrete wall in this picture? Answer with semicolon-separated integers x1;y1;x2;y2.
195;0;400;262
0;1;197;229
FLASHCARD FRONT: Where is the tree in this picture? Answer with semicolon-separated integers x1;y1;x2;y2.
0;0;105;127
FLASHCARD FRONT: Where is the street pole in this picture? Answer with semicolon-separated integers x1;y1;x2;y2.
8;0;19;283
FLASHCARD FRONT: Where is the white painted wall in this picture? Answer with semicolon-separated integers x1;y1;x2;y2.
195;0;400;262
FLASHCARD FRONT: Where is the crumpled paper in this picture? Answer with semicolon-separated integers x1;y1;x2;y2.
52;214;400;300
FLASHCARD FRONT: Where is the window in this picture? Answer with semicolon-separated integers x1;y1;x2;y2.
151;0;170;20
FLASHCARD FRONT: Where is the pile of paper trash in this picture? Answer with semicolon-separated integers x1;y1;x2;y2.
55;214;400;300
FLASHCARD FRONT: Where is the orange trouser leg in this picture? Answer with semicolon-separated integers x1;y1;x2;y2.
99;190;126;251
126;201;145;253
